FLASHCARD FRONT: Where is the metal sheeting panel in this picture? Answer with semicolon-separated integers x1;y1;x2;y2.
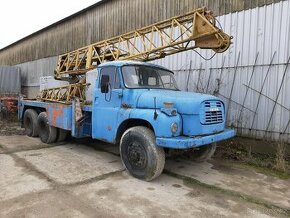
14;56;58;98
153;0;290;142
15;56;58;87
0;66;21;94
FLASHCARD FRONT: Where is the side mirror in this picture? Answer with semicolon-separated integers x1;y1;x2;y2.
100;74;110;93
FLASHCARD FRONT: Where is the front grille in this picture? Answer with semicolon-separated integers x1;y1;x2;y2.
201;101;224;125
205;111;223;123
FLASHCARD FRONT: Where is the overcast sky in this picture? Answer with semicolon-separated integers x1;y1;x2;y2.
0;0;100;49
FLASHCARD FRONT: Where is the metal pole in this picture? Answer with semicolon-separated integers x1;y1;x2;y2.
226;52;241;121
218;93;256;113
214;56;226;96
250;51;277;130
237;52;259;126
196;63;203;92
243;84;290;112
186;60;192;92
283;118;290;134
206;68;212;93
264;56;290;135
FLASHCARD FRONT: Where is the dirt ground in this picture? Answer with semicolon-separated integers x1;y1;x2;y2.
0;115;24;136
0;120;290;217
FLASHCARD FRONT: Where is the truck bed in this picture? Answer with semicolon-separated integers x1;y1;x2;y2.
19;99;92;132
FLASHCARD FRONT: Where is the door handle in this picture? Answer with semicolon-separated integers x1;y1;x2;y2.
112;90;123;98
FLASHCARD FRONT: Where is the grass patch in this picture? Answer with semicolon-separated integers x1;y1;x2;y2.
215;138;290;180
244;161;290;180
164;170;290;216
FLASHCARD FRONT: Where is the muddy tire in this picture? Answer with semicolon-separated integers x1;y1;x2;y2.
37;112;57;144
57;128;68;142
120;126;165;181
23;109;39;137
191;143;217;162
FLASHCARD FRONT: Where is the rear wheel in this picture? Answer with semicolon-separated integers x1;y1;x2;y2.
37;112;57;144
191;143;217;162
120;126;165;181
57;128;68;142
23;109;38;137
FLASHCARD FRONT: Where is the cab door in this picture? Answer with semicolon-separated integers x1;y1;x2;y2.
92;66;122;142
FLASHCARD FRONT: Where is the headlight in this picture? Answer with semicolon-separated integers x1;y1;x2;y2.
171;122;178;133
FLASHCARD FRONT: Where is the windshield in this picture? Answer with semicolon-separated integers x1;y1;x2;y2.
122;65;179;90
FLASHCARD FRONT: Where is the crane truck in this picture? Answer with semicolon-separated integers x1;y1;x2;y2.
18;8;235;181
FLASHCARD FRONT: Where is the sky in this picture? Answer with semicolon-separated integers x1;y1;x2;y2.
0;0;100;49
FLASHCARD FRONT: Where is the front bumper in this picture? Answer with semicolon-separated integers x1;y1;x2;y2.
156;129;235;149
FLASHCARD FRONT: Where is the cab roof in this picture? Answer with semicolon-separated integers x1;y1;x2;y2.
98;60;169;71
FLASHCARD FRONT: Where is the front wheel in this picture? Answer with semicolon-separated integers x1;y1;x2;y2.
120;126;165;181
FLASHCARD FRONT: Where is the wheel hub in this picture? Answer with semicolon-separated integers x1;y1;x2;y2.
128;143;146;169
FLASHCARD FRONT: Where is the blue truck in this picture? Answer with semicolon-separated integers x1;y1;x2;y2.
19;61;235;181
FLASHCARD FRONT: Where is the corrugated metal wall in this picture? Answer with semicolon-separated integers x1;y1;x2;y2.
0;66;21;94
153;0;290;142
16;57;58;87
0;0;284;65
0;0;289;143
15;57;58;98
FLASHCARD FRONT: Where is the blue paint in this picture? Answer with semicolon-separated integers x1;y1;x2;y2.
129;108;182;137
136;89;220;114
156;129;236;149
19;61;236;149
46;104;72;130
92;66;123;142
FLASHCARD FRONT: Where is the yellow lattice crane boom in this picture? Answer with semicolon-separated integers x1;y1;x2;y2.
40;7;232;104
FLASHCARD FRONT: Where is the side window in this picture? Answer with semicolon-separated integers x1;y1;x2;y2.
160;74;171;88
100;66;120;89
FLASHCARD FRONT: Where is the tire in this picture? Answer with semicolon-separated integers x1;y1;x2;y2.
37;112;57;144
191;143;217;162
120;126;165;181
57;128;68;142
23;109;38;137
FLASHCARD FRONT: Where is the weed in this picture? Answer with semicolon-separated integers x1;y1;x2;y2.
215;138;290;179
274;142;286;172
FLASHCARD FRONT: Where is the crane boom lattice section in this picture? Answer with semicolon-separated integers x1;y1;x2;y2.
40;7;232;104
39;84;87;104
55;7;231;79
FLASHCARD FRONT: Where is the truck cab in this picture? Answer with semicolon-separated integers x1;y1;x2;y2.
90;61;234;142
89;60;235;180
19;60;235;181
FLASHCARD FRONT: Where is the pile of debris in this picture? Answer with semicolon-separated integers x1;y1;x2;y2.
0;95;18;121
